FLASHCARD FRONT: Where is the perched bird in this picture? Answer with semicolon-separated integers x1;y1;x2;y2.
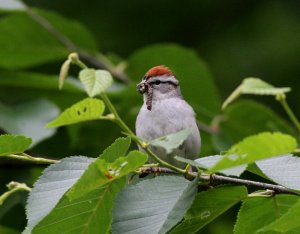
135;65;201;167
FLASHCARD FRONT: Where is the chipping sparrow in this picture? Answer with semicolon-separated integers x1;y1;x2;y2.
135;65;201;167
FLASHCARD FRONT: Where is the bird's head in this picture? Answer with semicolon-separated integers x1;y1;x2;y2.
137;65;181;110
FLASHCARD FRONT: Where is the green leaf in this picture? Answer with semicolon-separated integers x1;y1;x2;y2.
256;154;300;191
112;176;198;234
222;78;291;109
67;150;148;200
127;44;221;122
171;186;247;233
213;100;296;151
234;195;300;234
0;225;19;234
24;156;94;233
259;199;300;233
46;98;105;128
0;13;68;69
36;9;98;53
0;99;59;147
150;128;192;154
33;179;125;234
99;137;131;163
0;134;31;156
175;155;247;177
79;68;113;97
210;132;297;173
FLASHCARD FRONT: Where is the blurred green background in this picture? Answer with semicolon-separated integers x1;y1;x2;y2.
0;0;299;233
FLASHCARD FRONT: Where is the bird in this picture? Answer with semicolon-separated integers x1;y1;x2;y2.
135;65;201;167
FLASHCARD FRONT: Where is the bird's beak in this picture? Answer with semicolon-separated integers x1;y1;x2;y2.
137;81;147;94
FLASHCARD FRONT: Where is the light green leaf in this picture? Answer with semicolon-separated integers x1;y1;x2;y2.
175;155;247;177
79;68;113;97
0;134;31;156
150;128;192;154
46;98;105;128
67;150;148;200
256;154;300;191
0;99;59;147
99;137;131;163
234;195;300;234
24;156;94;233
112;176;198;234
210;132;297;173
259;199;300;233
222;78;291;109
0;0;26;11
171;186;247;233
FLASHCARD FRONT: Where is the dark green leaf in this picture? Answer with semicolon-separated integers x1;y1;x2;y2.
171;186;247;233
0;99;59;147
210;132;297;173
0;134;31;156
259;199;300;233
0;13;68;69
46;98;105;128
150;128;192;154
213;100;296;151
24;156;94;233
234;195;300;234
112;176;198;234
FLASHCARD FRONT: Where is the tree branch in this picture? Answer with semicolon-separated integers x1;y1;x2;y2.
26;8;131;84
138;166;295;194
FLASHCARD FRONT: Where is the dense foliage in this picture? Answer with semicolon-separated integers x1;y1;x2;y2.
0;1;299;234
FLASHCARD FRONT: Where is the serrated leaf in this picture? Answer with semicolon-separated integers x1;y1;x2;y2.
0;134;31;156
234;195;300;234
79;68;113;97
150;128;192;154
32;178;126;234
68;150;147;200
210;132;297;173
259;199;300;233
46;98;105;128
175;155;247;177
112;176;198;234
256;154;300;191
171;186;247;233
0;99;59;147
222;78;291;109
99;137;131;163
24;156;94;233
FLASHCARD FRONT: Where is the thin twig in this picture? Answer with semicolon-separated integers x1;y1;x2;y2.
3;154;58;164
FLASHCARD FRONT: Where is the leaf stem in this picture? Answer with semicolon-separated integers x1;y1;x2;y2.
3;154;58;164
278;98;300;132
0;181;31;205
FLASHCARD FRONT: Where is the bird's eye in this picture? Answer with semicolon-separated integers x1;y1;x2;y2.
155;80;161;85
